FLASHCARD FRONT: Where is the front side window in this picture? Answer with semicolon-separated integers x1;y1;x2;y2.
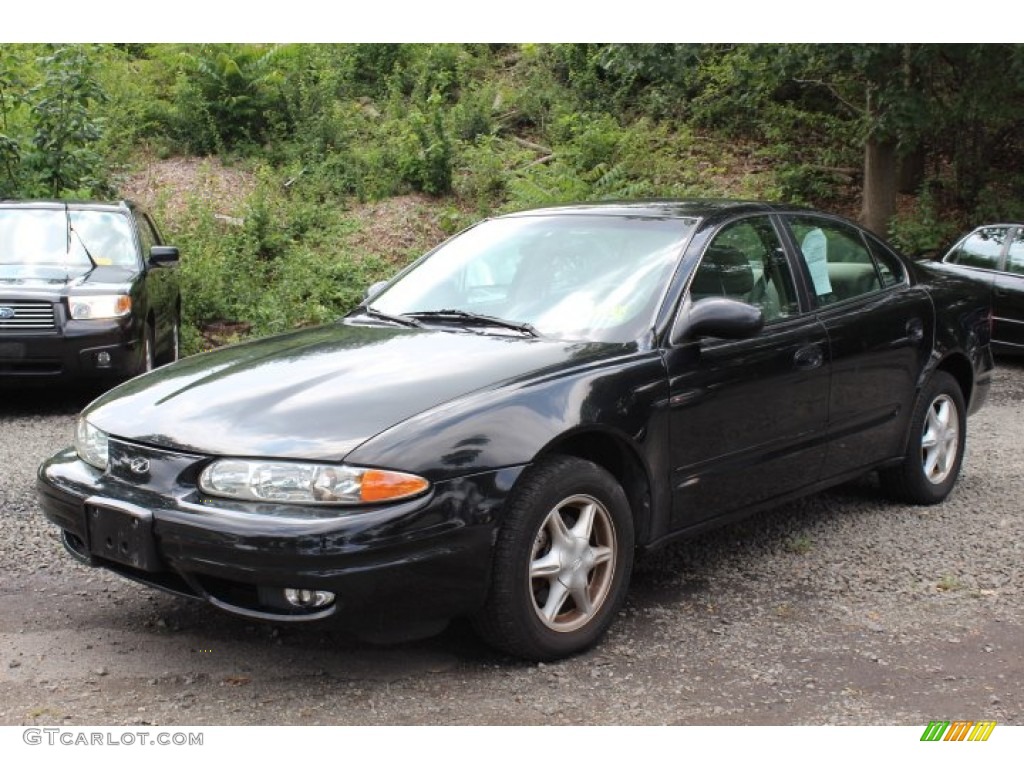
371;215;695;342
788;216;882;304
945;227;1009;271
137;214;159;258
690;217;799;323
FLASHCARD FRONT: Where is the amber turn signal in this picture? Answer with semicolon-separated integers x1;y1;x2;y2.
360;469;430;503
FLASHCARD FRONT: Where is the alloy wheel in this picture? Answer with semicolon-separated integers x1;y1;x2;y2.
921;393;959;485
528;494;616;633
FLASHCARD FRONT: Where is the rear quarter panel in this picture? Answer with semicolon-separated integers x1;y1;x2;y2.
912;261;995;413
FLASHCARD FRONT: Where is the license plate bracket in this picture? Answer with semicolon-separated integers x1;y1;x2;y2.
86;503;161;572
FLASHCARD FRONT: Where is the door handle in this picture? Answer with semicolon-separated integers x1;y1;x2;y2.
906;318;924;342
793;344;824;371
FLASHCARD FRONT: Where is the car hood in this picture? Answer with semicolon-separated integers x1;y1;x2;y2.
0;264;137;295
84;321;626;461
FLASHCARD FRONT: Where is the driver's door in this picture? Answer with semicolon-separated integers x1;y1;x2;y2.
664;215;830;530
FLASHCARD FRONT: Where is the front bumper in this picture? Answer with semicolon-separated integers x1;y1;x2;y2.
37;440;523;629
0;318;140;380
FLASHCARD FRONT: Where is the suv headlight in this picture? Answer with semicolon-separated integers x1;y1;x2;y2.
198;460;430;505
75;418;109;470
69;295;131;320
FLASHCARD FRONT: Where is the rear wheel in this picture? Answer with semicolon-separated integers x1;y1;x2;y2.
473;455;634;661
880;371;966;504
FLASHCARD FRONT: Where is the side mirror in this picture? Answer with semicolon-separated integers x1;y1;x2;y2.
671;297;764;345
149;245;179;267
364;280;388;301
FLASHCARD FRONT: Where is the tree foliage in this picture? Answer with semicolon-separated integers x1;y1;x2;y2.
0;45;110;198
2;42;1024;336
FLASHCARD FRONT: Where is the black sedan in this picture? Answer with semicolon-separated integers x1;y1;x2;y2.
934;222;1024;355
0;200;180;382
37;201;993;660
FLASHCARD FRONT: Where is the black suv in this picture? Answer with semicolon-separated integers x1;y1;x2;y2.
0;200;181;383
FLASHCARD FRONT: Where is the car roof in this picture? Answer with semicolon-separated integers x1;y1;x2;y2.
0;199;137;214
964;222;1024;230
498;199;811;222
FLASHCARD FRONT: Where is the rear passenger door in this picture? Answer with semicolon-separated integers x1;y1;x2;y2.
783;214;933;480
665;215;830;529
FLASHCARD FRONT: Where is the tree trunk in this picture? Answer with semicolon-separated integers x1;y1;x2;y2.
861;138;897;236
897;147;926;194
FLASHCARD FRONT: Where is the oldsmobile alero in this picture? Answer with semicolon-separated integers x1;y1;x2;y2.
37;201;994;660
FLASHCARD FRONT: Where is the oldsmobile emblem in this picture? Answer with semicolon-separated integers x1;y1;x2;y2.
128;457;151;475
0;307;15;320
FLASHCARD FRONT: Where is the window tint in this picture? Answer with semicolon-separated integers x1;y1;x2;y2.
691;217;799;323
788;216;882;304
946;227;1008;270
1006;228;1024;275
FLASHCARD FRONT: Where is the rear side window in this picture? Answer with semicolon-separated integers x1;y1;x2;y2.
1006;229;1024;275
867;236;907;288
787;216;883;304
946;227;1009;270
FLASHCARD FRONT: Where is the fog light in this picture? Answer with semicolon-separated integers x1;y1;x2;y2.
283;588;335;608
95;351;112;367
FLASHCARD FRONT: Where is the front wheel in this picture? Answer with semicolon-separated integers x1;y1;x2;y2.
473;455;634;661
880;371;967;504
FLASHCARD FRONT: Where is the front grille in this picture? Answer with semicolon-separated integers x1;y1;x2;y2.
0;301;57;330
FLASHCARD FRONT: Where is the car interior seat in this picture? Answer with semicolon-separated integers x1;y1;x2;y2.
690;244;754;303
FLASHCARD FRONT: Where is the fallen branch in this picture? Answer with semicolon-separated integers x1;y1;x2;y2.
519;154;556;171
511;136;553;155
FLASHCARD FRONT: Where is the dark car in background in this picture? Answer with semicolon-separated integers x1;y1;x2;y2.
0;200;181;383
935;223;1024;355
37;201;993;661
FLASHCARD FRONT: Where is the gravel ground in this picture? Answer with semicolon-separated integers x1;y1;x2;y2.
0;362;1022;726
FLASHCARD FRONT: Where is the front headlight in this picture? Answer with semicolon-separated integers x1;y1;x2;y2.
75;418;109;470
69;295;131;320
198;459;430;506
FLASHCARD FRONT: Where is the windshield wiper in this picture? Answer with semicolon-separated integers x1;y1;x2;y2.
357;305;424;329
406;309;541;338
64;203;98;272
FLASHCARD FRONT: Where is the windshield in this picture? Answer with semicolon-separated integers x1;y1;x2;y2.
370;214;695;342
0;208;138;270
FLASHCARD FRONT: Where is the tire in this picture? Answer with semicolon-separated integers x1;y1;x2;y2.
880;371;966;504
472;455;634;661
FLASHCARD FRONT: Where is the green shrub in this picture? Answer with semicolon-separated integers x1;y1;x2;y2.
171;44;294;155
887;187;961;255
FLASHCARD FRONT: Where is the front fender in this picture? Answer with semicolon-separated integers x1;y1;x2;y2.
344;351;669;482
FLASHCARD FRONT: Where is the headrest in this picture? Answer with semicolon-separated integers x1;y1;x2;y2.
691;245;754;297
